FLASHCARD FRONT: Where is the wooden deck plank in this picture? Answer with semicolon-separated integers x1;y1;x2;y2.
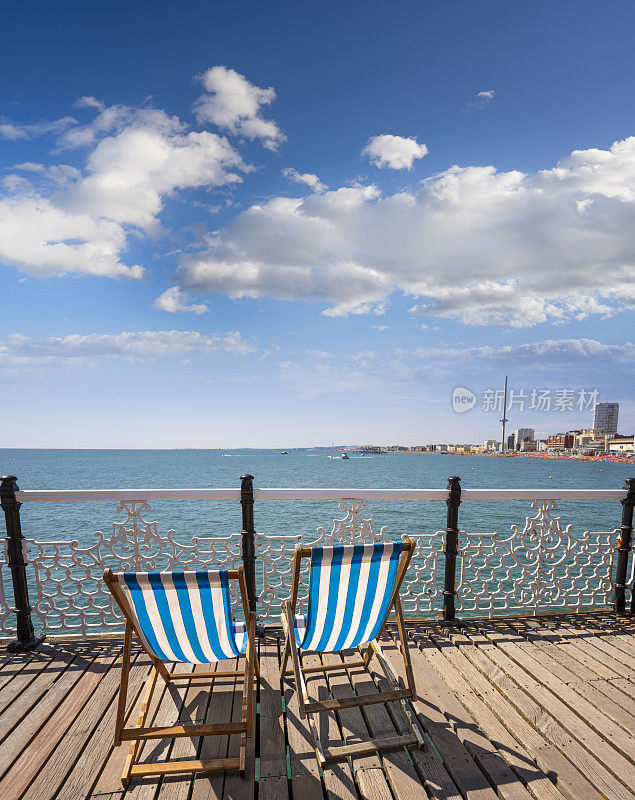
159;660;219;800
402;630;531;800
54;652;154;800
383;631;499;800
302;651;358;800
220;654;256;800
475;621;635;763
0;646;120;800
0;648;56;717
90;654;173;797
346;646;438;800
20;649;147;800
0;612;633;800
371;635;463;800
0;649;43;694
0;646;80;748
321;649;394;800
505;619;635;734
443;626;610;800
459;621;635;800
551;619;635;681
257;636;289;789
417;627;571;800
283;646;324;800
188;659;235;800
124;661;194;799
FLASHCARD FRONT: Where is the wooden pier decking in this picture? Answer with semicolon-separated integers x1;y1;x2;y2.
0;612;633;800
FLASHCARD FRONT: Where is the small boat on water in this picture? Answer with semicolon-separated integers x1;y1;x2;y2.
281;451;288;454
341;453;349;459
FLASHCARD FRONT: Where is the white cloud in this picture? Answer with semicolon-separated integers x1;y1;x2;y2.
362;134;428;170
463;89;495;112
193;66;285;151
154;286;209;315
0;116;77;141
402;338;635;366
305;349;332;359
174;137;635;325
282;168;327;192
0;93;249;279
0;330;255;368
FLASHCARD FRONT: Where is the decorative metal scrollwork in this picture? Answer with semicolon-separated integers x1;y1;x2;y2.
0;540;12;635
24;502;241;637
456;500;617;617
256;498;445;621
0;496;621;636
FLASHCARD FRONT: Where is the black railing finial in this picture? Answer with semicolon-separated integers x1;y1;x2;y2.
1;475;45;651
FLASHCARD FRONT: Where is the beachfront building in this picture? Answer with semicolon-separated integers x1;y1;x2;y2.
574;428;607;452
512;428;534;451
593;402;619;437
607;435;635;454
483;439;500;451
547;432;574;451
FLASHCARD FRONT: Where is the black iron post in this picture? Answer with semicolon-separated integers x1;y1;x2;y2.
240;474;257;615
614;477;635;615
442;476;462;624
0;476;44;651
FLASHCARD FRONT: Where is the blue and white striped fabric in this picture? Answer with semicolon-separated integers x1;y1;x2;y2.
294;542;404;653
116;570;247;664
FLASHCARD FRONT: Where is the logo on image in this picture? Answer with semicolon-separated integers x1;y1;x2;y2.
452;386;476;414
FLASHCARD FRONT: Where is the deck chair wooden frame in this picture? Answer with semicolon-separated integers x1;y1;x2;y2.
279;539;424;764
103;567;259;786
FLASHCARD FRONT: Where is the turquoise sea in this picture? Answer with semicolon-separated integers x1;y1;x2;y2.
1;449;632;628
1;448;631;543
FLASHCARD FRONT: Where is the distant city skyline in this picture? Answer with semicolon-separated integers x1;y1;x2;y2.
1;1;634;447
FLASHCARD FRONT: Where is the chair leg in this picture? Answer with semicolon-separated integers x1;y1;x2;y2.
280;619;291;678
370;639;424;748
122;666;160;787
114;621;132;746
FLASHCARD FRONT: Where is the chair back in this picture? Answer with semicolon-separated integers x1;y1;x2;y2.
297;541;408;653
114;569;246;664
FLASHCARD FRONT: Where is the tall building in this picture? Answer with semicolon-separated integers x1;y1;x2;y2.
513;428;534;451
593;403;619;437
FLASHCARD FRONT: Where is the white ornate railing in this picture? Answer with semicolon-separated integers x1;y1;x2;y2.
0;484;630;637
456;500;617;617
23;502;242;637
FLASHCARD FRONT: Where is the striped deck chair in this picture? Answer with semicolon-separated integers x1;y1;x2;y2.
103;567;258;786
280;539;424;764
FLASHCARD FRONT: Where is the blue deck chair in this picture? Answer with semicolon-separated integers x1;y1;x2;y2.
103;567;258;786
280;539;424;764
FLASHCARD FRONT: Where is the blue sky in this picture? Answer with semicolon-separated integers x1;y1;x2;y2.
1;0;634;447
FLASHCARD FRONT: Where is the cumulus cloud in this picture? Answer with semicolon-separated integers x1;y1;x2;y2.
462;89;495;112
173;137;635;325
282;168;327;192
154;286;209;315
362;134;428;170
0;94;249;279
0;330;255;368
193;66;285;150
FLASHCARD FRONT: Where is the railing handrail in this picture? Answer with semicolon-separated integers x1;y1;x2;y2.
13;487;628;502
